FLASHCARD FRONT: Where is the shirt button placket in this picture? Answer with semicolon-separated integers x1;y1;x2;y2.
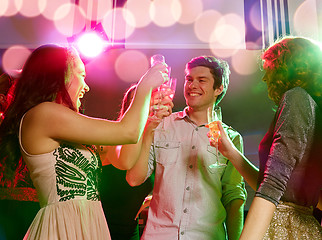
181;128;197;240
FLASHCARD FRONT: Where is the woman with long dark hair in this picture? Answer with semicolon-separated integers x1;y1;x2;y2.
0;44;168;239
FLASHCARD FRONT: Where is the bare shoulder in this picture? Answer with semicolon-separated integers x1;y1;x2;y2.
24;102;75;125
22;102;77;138
25;102;70;117
21;102;72;154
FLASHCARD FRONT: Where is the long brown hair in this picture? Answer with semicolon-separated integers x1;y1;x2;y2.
0;44;80;187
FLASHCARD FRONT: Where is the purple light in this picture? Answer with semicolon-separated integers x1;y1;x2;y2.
76;31;106;58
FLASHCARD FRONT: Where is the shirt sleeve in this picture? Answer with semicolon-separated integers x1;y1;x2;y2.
144;144;156;181
221;129;247;207
255;88;315;206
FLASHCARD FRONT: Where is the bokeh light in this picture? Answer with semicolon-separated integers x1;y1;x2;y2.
123;29;156;49
293;1;319;38
2;0;20;16
125;0;152;28
0;0;9;16
209;47;238;59
177;0;203;24
53;3;86;37
212;24;242;48
249;1;262;31
246;37;263;50
211;13;245;49
194;10;222;43
231;49;260;75
102;8;135;41
78;0;112;21
2;45;31;74
149;0;181;27
115;50;149;83
41;0;70;20
76;32;106;58
16;0;46;17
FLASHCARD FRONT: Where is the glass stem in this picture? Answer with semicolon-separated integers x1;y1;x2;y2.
216;138;219;164
158;86;162;108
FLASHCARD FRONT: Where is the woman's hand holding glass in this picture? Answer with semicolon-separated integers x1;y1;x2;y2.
205;107;226;167
149;76;176;118
147;91;174;130
149;54;176;120
139;62;169;90
207;120;238;161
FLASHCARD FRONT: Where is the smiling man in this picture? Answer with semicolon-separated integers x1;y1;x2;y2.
126;56;247;240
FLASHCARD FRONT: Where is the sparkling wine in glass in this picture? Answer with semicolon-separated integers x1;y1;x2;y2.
160;77;176;100
207;106;226;167
150;54;173;119
157;77;176;131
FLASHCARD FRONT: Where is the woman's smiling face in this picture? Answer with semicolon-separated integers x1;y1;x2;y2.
66;54;89;112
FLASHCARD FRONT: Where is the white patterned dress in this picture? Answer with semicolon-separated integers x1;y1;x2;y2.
19;121;110;239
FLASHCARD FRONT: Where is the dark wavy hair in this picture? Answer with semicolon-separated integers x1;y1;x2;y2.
262;37;322;105
0;44;78;187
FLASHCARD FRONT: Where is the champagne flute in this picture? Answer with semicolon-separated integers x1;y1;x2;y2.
207;106;226;167
150;54;173;120
160;77;176;101
157;77;176;131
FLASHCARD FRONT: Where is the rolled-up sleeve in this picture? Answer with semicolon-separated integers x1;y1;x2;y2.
221;130;247;207
145;144;156;181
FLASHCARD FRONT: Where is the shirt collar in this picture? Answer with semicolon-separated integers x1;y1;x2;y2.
176;107;189;120
175;107;205;127
175;106;222;127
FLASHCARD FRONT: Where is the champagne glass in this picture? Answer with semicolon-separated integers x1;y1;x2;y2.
150;54;173;120
207;106;226;167
160;77;176;101
157;77;176;131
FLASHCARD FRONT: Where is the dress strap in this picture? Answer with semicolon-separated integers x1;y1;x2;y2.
19;113;31;156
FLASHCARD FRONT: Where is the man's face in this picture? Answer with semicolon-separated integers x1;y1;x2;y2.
184;66;222;111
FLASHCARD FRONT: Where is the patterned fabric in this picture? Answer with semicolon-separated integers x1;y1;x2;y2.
264;201;322;240
54;144;101;202
19;115;109;239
